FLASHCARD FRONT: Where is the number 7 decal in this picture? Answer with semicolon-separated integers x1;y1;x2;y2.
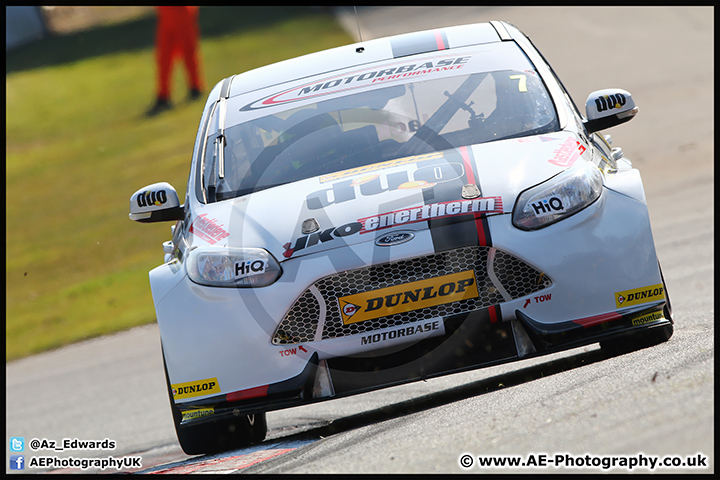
509;74;527;92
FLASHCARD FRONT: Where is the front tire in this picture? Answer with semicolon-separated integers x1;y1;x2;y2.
175;411;267;456
599;323;673;354
162;347;267;455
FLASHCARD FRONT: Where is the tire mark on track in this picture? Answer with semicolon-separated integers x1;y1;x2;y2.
134;439;316;474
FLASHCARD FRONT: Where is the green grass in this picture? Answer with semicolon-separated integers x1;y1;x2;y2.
6;7;353;361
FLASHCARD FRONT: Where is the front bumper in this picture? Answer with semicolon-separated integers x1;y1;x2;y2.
151;185;669;423
172;303;670;425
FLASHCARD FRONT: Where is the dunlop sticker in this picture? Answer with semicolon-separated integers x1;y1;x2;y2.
339;270;478;325
172;377;220;400
631;311;665;327
181;407;215;422
615;284;665;309
318;152;443;183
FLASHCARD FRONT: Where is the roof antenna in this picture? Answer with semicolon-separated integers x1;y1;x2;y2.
354;6;363;43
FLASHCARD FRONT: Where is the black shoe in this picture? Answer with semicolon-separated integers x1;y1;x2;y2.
145;98;173;117
188;88;202;101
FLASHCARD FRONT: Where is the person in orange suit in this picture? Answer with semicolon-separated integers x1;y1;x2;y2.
146;6;204;116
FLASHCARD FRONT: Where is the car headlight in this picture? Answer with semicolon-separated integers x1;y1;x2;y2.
512;162;603;231
187;247;282;287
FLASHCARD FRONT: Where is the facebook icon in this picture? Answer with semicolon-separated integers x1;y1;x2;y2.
10;455;25;470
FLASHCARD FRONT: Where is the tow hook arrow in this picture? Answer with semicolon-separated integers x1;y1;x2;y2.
523;299;531;309
298;345;307;353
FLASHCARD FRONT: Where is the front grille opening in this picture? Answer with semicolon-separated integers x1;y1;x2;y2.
273;246;551;345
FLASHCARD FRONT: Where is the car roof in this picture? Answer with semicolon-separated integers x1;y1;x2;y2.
223;21;514;100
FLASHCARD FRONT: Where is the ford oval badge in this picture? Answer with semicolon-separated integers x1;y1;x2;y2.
375;231;415;247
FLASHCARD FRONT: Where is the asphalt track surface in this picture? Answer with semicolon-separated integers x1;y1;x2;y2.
6;7;713;474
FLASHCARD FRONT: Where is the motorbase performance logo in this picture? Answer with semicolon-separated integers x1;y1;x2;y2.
360;319;443;346
241;55;470;111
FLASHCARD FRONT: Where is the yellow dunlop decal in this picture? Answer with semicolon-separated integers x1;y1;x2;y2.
182;407;215;422
172;377;220;400
631;311;665;327
319;152;443;183
339;270;478;325
615;284;665;309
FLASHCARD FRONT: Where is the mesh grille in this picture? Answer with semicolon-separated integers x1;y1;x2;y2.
274;289;320;345
272;246;551;345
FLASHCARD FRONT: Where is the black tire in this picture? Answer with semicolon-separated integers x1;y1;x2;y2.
600;323;673;354
161;346;267;455
659;263;673;322
175;411;267;456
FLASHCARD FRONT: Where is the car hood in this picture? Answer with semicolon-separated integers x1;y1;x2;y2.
188;132;590;260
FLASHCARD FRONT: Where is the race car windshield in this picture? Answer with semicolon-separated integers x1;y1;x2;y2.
205;69;558;202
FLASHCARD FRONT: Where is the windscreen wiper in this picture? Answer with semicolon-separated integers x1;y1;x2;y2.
395;73;487;157
217;98;227;180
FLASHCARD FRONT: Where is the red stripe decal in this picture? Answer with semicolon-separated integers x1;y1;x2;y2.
226;385;269;402
572;312;622;328
434;30;446;50
458;146;491;246
474;217;489;247
489;305;499;324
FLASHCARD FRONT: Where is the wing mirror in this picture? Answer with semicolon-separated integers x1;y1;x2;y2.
583;89;638;134
129;182;184;223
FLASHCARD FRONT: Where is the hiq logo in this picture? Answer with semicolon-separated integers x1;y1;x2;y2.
10;437;24;451
10;455;25;470
235;260;266;278
530;196;565;217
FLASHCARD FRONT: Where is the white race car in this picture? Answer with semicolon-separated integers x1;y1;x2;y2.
130;21;672;455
